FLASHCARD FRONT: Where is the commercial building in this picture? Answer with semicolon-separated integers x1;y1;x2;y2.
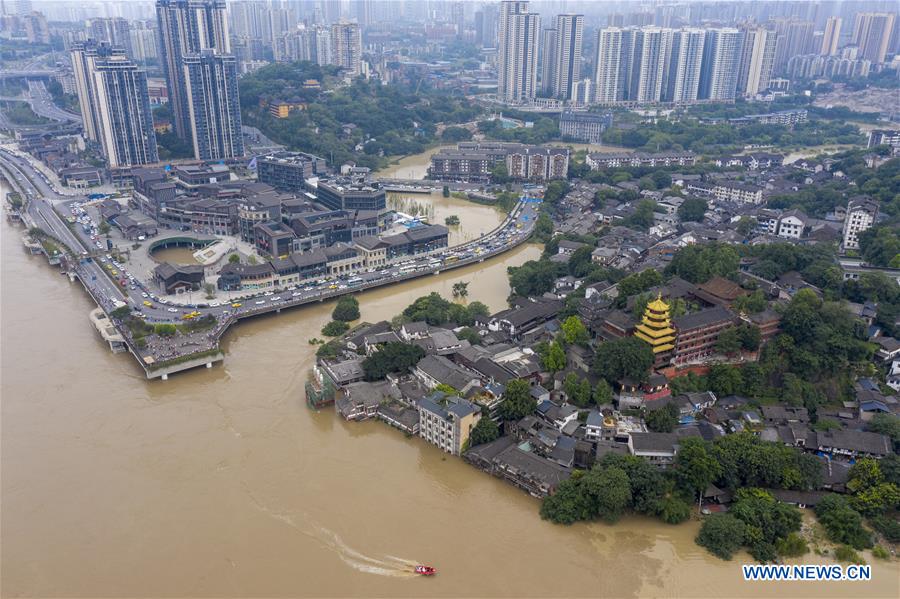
154;262;205;294
417;392;481;456
70;40;158;168
182;51;244;160
315;177;386;211
842;198;878;251
256;151;328;192
382;225;449;260
497;1;541;103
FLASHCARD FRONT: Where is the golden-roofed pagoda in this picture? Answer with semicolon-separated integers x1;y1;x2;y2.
634;294;676;361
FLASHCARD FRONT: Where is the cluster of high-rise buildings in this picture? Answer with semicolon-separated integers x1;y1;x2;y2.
493;0;898;107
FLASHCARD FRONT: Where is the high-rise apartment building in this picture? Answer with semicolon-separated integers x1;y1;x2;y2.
821;16;841;56
629;27;673;103
183;51;243;160
540;27;557;95
497;1;540;103
771;18;814;73
156;0;230;140
842;198;878;251
551;14;583;101
737;27;777;97
70;40;158;168
665;28;705;103
330;21;362;76
475;5;498;48
89;17;132;55
699;28;742;101
593;27;624;104
852;12;895;64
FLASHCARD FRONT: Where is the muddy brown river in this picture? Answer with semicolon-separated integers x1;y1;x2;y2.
1;179;897;597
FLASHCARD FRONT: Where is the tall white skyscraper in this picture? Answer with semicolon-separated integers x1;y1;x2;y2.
552;14;583;101
821;16;841;56
593;27;625;104
498;1;541;103
665;28;705;103
699;28;743;101
737;27;777;97
183;51;243;160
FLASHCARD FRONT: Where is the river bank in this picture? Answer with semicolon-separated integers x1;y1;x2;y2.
2;171;897;597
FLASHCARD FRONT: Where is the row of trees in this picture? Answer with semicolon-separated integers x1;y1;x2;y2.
401;292;489;327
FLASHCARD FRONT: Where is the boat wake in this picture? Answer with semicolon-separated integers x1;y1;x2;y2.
246;489;421;578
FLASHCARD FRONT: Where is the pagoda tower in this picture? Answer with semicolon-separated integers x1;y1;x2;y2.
634;294;676;364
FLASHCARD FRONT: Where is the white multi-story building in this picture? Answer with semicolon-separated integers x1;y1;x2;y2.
842;198;878;250
630;27;672;103
417;394;480;456
497;0;540;103
776;210;807;239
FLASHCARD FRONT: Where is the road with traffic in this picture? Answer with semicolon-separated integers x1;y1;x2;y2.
1;147;540;375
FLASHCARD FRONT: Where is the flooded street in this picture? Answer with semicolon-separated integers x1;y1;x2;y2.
388;191;504;245
2;176;898;597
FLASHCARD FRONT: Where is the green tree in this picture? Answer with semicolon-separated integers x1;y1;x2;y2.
332;296;360;321
645;402;679;433
593;379;613;405
469;416;500;447
666;243;740;284
540;474;594;524
732;289;767;314
452;281;469;298
696;514;747;560
361;342;425;380
592;337;654;384
542;341;567;373
716;327;742;355
707;364;743;397
228;253;241;264
677;197;708;222
561;315;590;346
99;220;111;236
584;466;632;523
675;437;722;501
110;305;131;319
321;320;350;336
814;494;873;550
499;379;537;421
656;494;692;524
567;245;595;278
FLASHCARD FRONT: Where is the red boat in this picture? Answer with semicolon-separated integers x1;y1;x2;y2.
414;565;436;576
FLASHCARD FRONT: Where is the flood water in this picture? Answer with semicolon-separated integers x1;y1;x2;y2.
2;177;898;597
151;246;201;265
388;191;504;246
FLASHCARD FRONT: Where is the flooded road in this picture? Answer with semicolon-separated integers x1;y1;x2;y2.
2;179;898;597
388;191;504;246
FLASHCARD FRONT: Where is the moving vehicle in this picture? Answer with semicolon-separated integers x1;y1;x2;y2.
231;303;242;308
414;566;436;576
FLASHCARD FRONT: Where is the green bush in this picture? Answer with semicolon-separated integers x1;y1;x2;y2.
871;545;890;560
776;532;809;557
834;545;865;564
321;320;350;337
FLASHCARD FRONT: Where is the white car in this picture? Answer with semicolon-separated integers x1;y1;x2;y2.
141;292;148;298
292;292;302;297
270;297;281;302
264;291;273;296
167;308;178;313
255;300;265;305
